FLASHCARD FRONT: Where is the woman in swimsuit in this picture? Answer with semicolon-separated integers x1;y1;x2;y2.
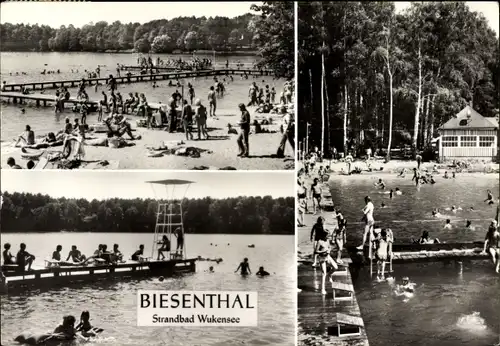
310;216;327;267
482;220;500;273
334;219;347;263
235;258;251;275
315;231;338;295
2;243;16;264
157;235;171;260
375;229;389;280
311;178;322;214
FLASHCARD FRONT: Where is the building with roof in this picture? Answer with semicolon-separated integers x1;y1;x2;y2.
438;105;498;161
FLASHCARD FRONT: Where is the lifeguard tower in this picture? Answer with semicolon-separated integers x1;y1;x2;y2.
147;179;193;261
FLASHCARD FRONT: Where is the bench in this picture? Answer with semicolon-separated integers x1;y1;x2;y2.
330;281;354;301
328;313;364;337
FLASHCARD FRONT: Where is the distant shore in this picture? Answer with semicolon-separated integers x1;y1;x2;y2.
0;49;259;56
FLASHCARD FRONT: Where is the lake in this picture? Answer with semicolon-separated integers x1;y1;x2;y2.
0;52;284;140
0;233;295;346
329;174;500;346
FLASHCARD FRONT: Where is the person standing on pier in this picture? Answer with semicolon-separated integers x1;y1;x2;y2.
107;74;117;92
482;220;500;273
357;196;375;250
236;103;250;157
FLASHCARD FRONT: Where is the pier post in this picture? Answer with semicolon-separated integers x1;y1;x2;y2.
13;97;17;104
36;100;40;107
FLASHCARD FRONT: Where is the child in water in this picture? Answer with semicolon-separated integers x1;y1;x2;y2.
256;266;270;276
75;311;103;337
235;258;251;275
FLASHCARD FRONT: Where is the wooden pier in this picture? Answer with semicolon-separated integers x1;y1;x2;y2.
1;258;196;293
0;91;165;111
297;179;369;346
1;68;275;92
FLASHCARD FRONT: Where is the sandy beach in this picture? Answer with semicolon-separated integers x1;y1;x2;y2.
1;109;295;170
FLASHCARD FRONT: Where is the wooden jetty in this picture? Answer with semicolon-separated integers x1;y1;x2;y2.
120;65;192;72
297;178;369;346
1;258;196;293
0;91;166;111
1;68;275;92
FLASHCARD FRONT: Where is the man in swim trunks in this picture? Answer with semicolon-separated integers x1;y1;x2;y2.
16;243;35;271
188;84;195;105
357;196;375;250
236;103;250;157
208;86;217;117
315;229;338;295
131;245;145;261
235;258;251;275
174;227;184;255
52;245;63;261
66;245;85;263
482;220;500;273
311;178;322;214
256;266;270;276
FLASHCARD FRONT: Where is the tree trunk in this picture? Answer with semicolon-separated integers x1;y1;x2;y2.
343;85;348;154
309;69;313;113
325;73;330;154
429;94;436;142
359;92;364;144
321;43;325;155
386;70;394;161
422;95;428;147
412;44;422;156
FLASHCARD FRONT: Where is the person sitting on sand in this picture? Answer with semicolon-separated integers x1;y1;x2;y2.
66;245;86;263
235;258;251;275
485;190;495;205
256;266;270;276
15;125;35;148
482;220;500;273
444;219;452;230
6;157;23;169
52;245;63;261
104;114;137;140
3;243;16;264
16;243;35;271
131;244;145;261
54;315;77;339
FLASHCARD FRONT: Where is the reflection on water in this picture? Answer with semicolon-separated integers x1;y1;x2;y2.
1;52;284;139
334;175;500;346
0;233;294;346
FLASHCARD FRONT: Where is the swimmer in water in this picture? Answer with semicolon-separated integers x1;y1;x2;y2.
374;179;386;189
415;230;440;244
256;266;270;276
430;176;436;184
389;189;394;199
465;220;473;230
444;171;449;179
235;258;251;275
381;203;386;208
53;315;77;339
444;219;452;230
398;277;415;293
395;188;402;195
207;266;214;273
485;190;495;205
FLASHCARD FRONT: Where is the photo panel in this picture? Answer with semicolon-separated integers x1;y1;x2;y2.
297;2;499;346
1;170;296;345
1;1;295;171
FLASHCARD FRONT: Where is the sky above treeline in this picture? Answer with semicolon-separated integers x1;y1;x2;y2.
0;171;293;200
0;2;260;27
0;1;497;37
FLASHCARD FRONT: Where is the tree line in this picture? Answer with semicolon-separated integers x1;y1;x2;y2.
0;15;256;53
0;192;294;235
299;2;499;159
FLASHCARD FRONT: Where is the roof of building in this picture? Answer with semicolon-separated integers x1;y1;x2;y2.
439;106;499;130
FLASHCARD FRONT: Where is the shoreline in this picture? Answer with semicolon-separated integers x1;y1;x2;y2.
0;50;259;56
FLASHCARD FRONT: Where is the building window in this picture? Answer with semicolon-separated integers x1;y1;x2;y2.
479;136;495;147
460;136;477;147
442;136;458;147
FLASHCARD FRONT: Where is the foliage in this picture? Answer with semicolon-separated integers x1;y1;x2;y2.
0;14;256;53
299;1;499;157
251;1;295;78
0;192;294;235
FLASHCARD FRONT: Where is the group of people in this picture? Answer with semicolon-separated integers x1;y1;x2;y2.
234;257;270;277
52;311;103;340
